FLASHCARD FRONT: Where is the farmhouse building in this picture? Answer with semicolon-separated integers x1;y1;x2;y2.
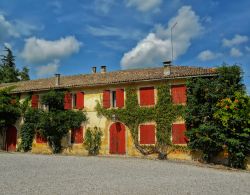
0;63;216;157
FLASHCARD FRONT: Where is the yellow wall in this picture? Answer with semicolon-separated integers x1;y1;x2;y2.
12;80;250;170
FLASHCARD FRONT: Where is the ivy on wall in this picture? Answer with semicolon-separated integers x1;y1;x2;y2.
96;84;185;159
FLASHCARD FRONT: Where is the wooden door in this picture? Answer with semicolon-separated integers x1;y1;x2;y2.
6;126;17;152
109;122;125;154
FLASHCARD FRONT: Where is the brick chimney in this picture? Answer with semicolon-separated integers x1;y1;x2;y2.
163;61;172;76
101;65;107;73
55;74;60;86
92;66;97;74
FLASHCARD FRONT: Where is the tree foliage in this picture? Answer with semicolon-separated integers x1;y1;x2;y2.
214;92;250;168
185;64;248;167
0;47;29;83
20;90;87;153
0;88;20;130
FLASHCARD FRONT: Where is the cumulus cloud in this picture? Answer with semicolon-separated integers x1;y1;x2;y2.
36;59;60;77
121;6;203;69
223;34;248;47
0;14;39;41
230;47;243;57
198;50;221;61
125;0;162;12
21;36;82;63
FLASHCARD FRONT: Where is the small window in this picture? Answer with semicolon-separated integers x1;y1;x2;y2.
171;85;187;104
111;91;116;108
71;127;83;144
140;124;155;144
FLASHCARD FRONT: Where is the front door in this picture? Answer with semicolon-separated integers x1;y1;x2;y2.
6;126;17;152
109;122;125;154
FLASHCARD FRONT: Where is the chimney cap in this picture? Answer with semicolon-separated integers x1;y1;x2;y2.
163;61;172;66
55;73;60;76
101;65;107;73
92;66;97;73
55;73;61;86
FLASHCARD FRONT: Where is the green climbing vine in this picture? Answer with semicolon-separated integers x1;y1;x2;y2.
96;84;184;159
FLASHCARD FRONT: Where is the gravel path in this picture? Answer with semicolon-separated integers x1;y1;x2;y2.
0;153;249;195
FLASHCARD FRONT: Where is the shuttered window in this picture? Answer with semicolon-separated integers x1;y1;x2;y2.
116;88;124;108
172;124;187;144
31;95;39;109
64;92;72;110
36;132;47;143
76;92;84;109
140;124;155;144
171;85;187;104
71;126;83;144
139;87;155;106
103;90;110;108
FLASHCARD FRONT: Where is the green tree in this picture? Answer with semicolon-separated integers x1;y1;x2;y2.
38;90;86;153
84;127;103;155
185;65;246;162
214;92;250;169
0;88;21;148
0;47;30;83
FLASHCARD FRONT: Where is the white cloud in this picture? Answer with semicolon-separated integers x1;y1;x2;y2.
223;34;248;47
94;0;115;14
21;36;82;63
121;6;203;69
0;14;39;41
36;59;60;77
230;47;243;57
245;46;250;52
86;25;143;40
125;0;162;12
198;50;221;61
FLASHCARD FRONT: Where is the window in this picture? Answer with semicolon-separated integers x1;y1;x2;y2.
36;132;47;143
72;93;77;108
71;126;83;144
140;124;155;144
139;87;155;106
64;92;72;110
111;91;116;108
172;123;188;144
31;94;39;109
171;85;187;104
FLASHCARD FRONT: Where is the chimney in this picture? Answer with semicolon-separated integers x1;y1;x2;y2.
55;74;60;86
101;65;107;73
163;61;172;76
92;66;97;74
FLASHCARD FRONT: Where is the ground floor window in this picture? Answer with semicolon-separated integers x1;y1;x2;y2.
172;123;187;144
139;124;155;144
71;126;83;144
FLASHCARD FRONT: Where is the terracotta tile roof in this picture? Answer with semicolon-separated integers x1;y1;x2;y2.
0;65;217;93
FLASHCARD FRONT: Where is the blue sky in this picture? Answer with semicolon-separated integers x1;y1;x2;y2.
0;0;249;93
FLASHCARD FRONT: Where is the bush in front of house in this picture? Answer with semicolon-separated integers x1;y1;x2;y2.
84;127;103;155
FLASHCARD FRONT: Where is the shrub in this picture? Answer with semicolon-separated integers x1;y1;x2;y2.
214;92;250;169
84;127;103;155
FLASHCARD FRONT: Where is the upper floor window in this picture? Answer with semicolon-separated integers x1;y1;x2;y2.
103;89;124;108
139;87;155;106
111;91;116;108
171;85;187;104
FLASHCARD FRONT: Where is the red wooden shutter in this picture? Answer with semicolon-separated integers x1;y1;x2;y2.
139;87;155;106
103;90;110;108
116;88;124;108
64;92;72;110
76;92;84;109
36;132;47;143
140;124;155;144
71;126;83;144
31;95;39;109
172;124;188;144
171;85;187;104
